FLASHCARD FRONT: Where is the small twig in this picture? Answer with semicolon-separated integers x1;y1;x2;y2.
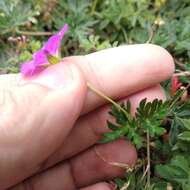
16;30;53;36
174;59;186;71
146;25;157;44
167;183;173;190
94;147;134;172
120;181;130;190
140;163;150;182
0;38;4;44
174;71;190;77
121;27;128;43
146;27;154;43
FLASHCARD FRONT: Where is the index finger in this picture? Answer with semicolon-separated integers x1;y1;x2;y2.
63;44;174;113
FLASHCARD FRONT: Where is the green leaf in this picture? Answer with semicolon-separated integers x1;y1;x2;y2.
0;0;39;34
107;121;119;131
171;156;189;173
110;105;127;126
114;178;125;188
178;131;190;141
136;98;168;137
179;118;190;130
99;129;124;143
156;164;188;183
182;183;190;190
169;119;179;146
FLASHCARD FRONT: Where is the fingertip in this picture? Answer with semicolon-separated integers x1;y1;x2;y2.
143;44;175;79
128;84;166;115
62;44;174;113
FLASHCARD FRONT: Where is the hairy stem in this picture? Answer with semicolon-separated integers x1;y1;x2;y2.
87;82;132;121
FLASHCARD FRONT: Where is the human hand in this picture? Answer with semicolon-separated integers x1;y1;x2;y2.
0;44;174;190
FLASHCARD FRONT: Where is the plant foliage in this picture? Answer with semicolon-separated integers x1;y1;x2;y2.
0;0;190;73
100;88;190;189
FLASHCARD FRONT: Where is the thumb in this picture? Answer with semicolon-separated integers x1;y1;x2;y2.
0;62;86;189
24;61;87;164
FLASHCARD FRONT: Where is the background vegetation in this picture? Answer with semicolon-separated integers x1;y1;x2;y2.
0;0;190;74
1;0;190;189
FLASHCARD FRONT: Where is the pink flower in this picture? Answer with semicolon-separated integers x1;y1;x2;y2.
21;24;69;76
170;75;181;96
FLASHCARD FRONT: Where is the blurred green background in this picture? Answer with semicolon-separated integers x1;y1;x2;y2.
0;0;190;74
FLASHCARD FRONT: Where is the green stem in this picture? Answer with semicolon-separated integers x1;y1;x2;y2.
91;0;99;14
121;27;128;43
87;82;132;121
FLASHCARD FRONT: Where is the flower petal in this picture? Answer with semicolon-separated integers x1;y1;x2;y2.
43;35;62;55
58;23;69;37
21;60;36;76
33;49;48;65
43;24;69;55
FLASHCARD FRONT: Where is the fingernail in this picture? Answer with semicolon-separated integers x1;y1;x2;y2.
19;62;73;89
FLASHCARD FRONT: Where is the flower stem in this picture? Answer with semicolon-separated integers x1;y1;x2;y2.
120;181;130;190
146;25;157;44
87;82;132;121
91;0;99;14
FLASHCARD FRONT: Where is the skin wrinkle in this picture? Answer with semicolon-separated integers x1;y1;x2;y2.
36;156;52;174
0;89;17;116
65;56;107;113
68;159;78;190
8;180;33;190
37;141;67;171
86;110;104;140
22;180;35;190
35;136;69;174
7;86;47;141
11;161;77;190
0;89;19;139
83;55;106;93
